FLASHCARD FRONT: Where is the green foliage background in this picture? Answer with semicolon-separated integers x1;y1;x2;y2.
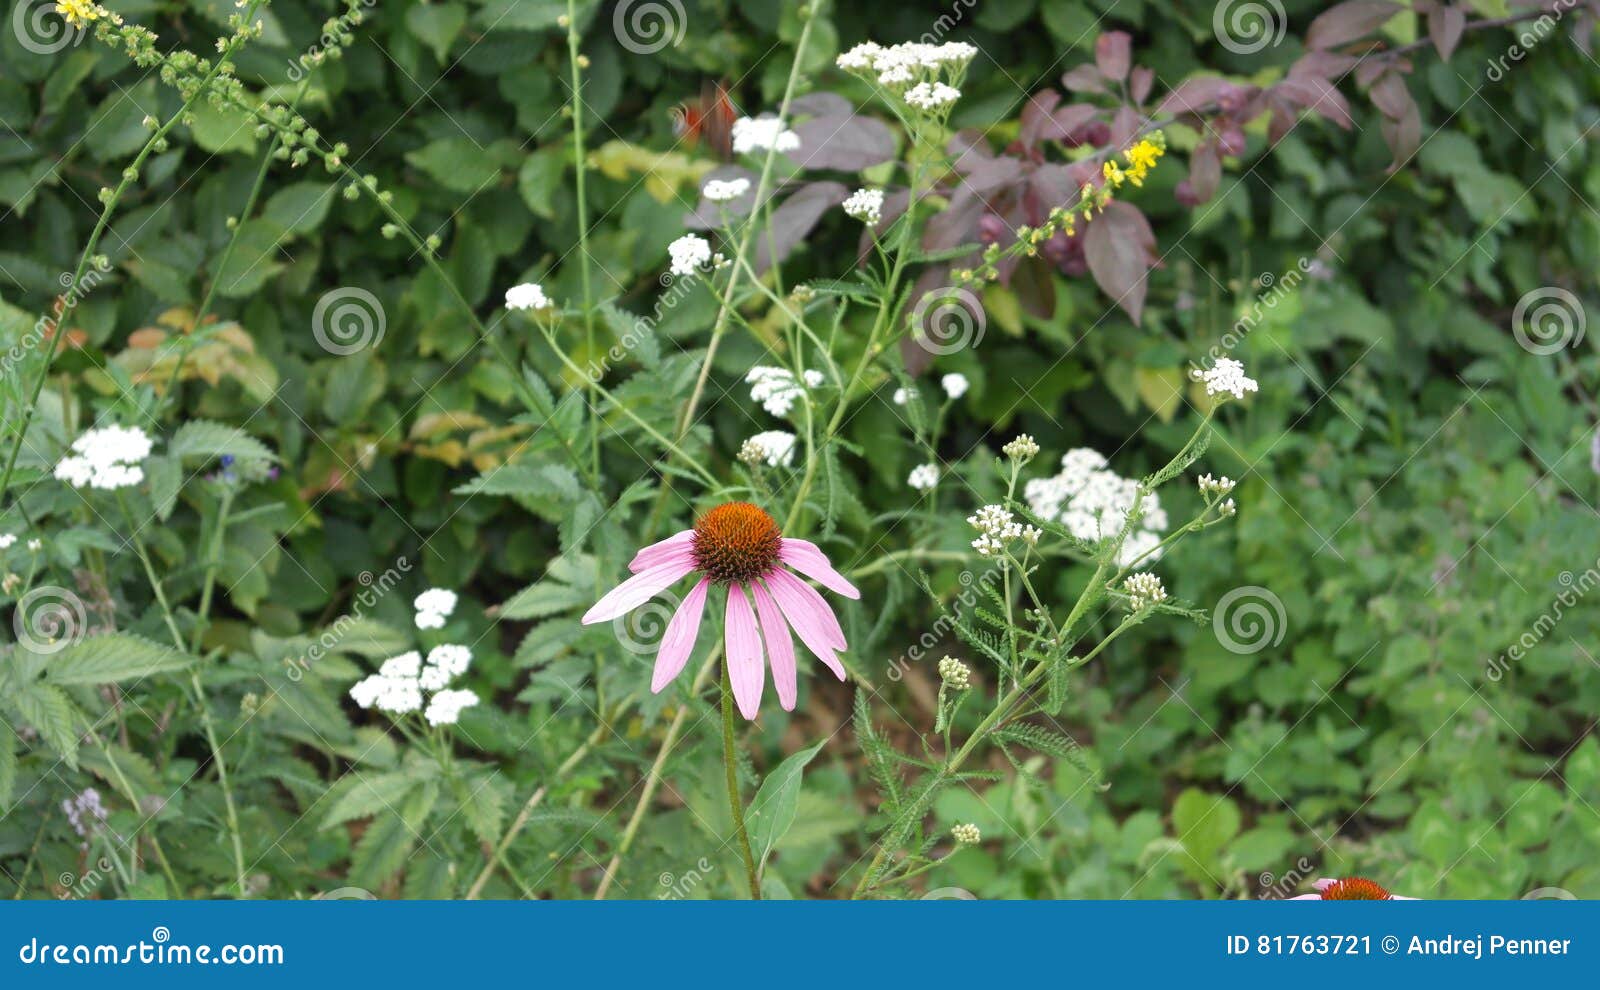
1;0;1599;899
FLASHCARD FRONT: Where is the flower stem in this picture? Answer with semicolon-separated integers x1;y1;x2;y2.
720;660;762;900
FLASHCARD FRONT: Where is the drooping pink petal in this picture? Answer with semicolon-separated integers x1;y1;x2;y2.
749;581;796;711
769;567;847;649
725;584;765;719
652;577;711;693
581;557;697;624
629;530;696;574
779;538;861;599
762;569;846;680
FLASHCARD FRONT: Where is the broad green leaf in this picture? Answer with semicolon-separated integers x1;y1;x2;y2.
748;740;825;869
44;633;195;685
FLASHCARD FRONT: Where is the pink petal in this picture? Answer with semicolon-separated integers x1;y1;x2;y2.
652;577;710;693
779;538;861;599
750;581;797;711
1312;878;1335;892
629;530;696;574
763;569;846;680
581;557;697;624
725;584;765;719
769;567;846;649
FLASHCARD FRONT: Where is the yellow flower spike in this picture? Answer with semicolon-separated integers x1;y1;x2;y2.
56;0;101;29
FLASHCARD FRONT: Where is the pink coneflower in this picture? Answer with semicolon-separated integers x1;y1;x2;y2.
1291;877;1416;900
582;502;859;718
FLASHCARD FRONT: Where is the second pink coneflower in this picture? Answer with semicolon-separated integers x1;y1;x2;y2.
582;501;858;718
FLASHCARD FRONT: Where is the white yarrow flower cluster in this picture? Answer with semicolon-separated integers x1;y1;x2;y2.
668;234;714;277
1197;473;1235;497
1190;358;1259;399
1023;448;1168;567
505;282;550;311
967;504;1040;557
414;587;457;630
952;822;982;845
937;656;971;690
703;177;750;203
907;463;939;491
740;430;797;468
54;425;153;491
836;41;977;88
904;81;961;110
941;373;969;399
842;187;884;225
730;116;800;155
746;365;824;417
1124;572;1168;610
351;629;478;724
0;534;13;550
425;688;480;727
1002;433;1041;462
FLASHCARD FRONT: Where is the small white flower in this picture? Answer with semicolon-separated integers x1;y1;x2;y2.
504;282;550;311
730;116;800;155
892;387;913;406
0;534;13;550
746;365;822;417
414;588;457;629
741;430;797;468
54;424;153;491
702;177;751;203
1190;358;1259;399
1002;434;1040;461
952;822;981;845
27;538;41;552
907;463;939;491
941;373;969;399
379;651;422;678
425;688;480;726
421;644;472;690
667;234;713;277
842;187;885;225
937;656;971;690
1124;572;1167;610
1198;473;1236;497
904;81;961;111
349;672;423;715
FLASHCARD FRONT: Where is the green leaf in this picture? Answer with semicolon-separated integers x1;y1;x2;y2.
407;3;468;63
168;420;277;464
406;138;503;194
209;220;285;297
261;182;335;235
1171;788;1240;890
10;683;82;769
498;579;586;620
0;720;16;811
43;633;195;685
517;145;568;220
321;771;423;830
748;740;825;869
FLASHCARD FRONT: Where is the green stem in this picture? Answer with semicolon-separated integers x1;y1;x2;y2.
564;0;599;477
720;661;761;900
0;0;268;505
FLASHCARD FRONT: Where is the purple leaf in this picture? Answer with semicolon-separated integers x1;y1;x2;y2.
791;115;896;170
1130;66;1154;105
1156;77;1235;117
1189;143;1221;203
754;181;849;272
1095;31;1131;82
1084;201;1156;325
1367;72;1412;119
1429;4;1466;60
1274;77;1355;129
1061;64;1106;94
1305;1;1403;51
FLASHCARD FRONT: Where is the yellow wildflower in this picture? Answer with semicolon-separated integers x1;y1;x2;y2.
1102;159;1125;188
56;0;100;29
1120;137;1165;188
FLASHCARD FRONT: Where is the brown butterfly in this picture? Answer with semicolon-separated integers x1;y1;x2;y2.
671;81;739;160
